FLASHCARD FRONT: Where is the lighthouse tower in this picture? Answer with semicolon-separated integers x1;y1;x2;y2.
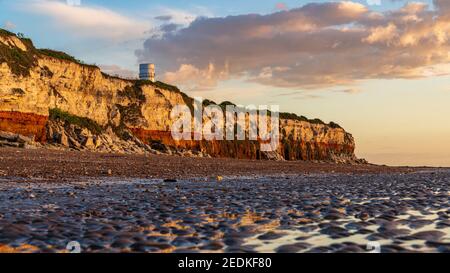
139;63;155;82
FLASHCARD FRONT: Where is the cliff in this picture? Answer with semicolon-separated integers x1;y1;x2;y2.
0;29;359;162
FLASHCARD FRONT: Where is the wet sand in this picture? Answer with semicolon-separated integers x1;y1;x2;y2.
0;148;449;253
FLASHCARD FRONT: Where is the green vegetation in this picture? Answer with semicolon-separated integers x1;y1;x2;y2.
202;99;217;107
0;29;97;77
0;29;16;37
278;112;341;127
110;115;129;141
153;81;180;93
279;112;309;122
309;118;325;125
112;103;146;140
39;49;77;63
134;80;181;92
328;122;342;129
135;80;195;112
38;49;98;68
40;65;54;78
219;101;236;109
180;92;194;114
0;38;36;77
118;85;146;102
129;79;197;112
49;108;103;135
148;139;162;145
11;88;25;95
135;80;198;114
116;104;144;125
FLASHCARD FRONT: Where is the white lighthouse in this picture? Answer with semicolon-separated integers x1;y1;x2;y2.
139;63;155;82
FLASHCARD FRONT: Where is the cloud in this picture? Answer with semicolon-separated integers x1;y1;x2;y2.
152;7;208;27
275;3;288;11
99;64;136;79
163;63;229;91
334;88;361;94
159;23;181;33
22;0;150;40
154;15;173;22
147;6;212;38
2;21;16;31
363;23;398;44
136;1;450;91
434;0;450;13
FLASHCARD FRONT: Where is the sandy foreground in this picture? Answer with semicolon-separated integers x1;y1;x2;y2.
0;148;449;253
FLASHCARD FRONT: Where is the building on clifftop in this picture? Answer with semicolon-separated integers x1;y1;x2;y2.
139;63;155;82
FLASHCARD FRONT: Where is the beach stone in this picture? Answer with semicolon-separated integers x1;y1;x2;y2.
381;244;407;253
200;241;224;251
411;231;446;241
225;246;257;253
336;245;365;253
436;220;450;229
171;237;195;248
257;231;286;241
111;238;134;248
223;237;244;247
320;226;350;238
163;179;177;183
307;246;333;253
357;212;370;221
173;249;199;253
355;228;373;235
275;243;310;253
375;229;410;239
425;241;450;253
408;220;434;229
324;212;344;220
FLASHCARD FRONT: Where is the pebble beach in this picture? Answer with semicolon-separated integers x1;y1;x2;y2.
0;149;449;253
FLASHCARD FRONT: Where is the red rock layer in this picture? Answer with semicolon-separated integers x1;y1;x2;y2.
0;111;354;161
130;128;354;161
280;140;355;161
0;111;47;142
130;128;261;159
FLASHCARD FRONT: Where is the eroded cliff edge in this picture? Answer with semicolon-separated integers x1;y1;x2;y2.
0;29;360;163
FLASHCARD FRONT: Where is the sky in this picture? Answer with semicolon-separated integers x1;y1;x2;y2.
1;0;450;167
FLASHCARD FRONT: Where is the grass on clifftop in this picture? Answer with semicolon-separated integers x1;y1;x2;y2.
0;30;36;77
0;29;16;37
38;49;97;68
38;49;98;69
49;108;103;135
134;79;194;113
0;29;98;77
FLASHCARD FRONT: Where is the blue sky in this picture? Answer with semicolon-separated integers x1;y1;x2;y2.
2;0;450;166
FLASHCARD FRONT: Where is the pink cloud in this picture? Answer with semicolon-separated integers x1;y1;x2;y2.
275;3;288;11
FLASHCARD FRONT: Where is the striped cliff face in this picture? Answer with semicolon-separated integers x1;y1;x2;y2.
0;30;356;162
0;111;48;142
278;119;356;161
